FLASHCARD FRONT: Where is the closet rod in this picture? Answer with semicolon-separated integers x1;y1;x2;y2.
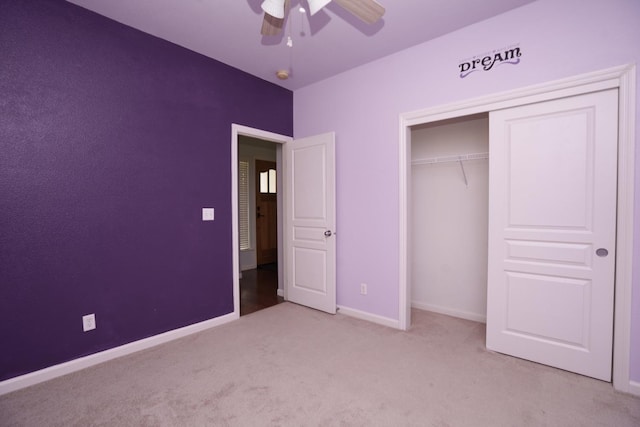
411;152;489;166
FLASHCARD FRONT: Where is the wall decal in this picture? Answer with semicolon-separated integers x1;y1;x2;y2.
458;44;522;78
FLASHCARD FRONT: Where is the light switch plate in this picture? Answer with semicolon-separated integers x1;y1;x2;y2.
202;208;215;221
82;313;96;332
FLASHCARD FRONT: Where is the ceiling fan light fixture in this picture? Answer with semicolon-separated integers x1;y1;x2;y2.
261;0;286;19
308;0;332;16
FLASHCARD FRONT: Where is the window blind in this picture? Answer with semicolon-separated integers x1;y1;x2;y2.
239;160;250;251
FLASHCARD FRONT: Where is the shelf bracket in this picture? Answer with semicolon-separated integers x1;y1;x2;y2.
458;158;468;187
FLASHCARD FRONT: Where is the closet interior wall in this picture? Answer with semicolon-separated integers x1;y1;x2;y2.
410;113;489;322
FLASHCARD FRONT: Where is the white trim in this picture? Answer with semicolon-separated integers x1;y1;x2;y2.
232;126;240;316
231;124;292;315
628;381;640;397
398;64;636;392
401;66;625;127
612;65;636;394
0;312;237;396
276;145;285;299
337;305;400;329
398;124;411;331
412;302;487;324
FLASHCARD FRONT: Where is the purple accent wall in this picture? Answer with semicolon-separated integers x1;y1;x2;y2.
0;0;292;381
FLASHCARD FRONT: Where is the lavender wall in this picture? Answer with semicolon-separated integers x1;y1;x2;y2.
294;0;640;381
0;0;292;381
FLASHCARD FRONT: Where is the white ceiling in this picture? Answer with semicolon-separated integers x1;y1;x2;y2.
66;0;536;90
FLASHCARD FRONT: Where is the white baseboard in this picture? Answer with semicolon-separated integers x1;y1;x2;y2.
411;301;486;324
0;311;238;396
277;288;284;297
627;380;640;397
337;305;400;329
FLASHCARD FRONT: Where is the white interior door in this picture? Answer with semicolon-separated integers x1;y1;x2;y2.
486;89;618;381
284;132;336;314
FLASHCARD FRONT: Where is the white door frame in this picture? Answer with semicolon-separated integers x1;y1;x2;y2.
232;124;293;316
398;64;636;394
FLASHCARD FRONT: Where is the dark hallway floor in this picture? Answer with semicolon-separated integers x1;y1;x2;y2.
240;263;284;316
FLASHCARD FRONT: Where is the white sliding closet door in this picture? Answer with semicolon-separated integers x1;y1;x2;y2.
486;89;618;381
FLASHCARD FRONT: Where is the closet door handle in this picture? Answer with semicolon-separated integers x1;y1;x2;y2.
596;248;608;257
324;230;332;237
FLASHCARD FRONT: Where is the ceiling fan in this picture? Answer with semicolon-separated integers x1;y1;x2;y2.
261;0;385;36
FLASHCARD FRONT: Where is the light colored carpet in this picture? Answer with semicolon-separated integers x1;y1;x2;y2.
1;303;639;426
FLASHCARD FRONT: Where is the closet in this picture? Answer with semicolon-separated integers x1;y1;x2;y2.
401;66;636;388
407;88;619;382
410;113;489;323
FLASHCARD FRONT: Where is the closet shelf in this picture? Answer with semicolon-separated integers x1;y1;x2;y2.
412;152;489;166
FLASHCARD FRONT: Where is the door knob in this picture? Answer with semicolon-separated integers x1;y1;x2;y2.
596;248;608;257
324;230;332;237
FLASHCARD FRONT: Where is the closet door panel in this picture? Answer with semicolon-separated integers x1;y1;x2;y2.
506;112;591;228
486;89;618;381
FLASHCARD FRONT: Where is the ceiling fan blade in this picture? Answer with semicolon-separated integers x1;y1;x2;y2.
334;0;385;24
261;0;290;36
308;0;332;16
261;13;284;35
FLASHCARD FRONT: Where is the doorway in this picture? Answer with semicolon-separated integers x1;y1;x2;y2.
243;158;281;316
410;91;618;380
410;114;489;323
231;125;338;318
234;129;289;316
398;65;636;393
255;159;278;266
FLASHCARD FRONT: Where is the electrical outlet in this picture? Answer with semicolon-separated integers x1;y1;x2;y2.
360;283;367;295
82;313;96;332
